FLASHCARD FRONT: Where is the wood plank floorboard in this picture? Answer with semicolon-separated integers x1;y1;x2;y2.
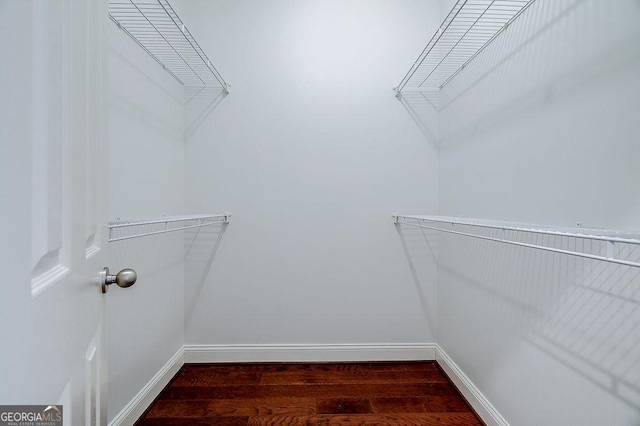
160;383;460;400
135;362;484;426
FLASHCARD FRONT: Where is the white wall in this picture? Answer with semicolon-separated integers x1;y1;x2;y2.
104;0;640;423
181;0;441;349
436;0;640;424
106;21;186;422
439;0;457;17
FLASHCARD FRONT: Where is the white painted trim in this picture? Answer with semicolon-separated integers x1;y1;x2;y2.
436;345;509;426
108;348;184;426
31;264;70;298
109;344;508;426
184;343;436;363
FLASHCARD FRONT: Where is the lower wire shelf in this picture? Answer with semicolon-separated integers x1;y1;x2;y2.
393;214;640;268
108;213;230;242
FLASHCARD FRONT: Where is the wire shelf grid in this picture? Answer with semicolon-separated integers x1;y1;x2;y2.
393;214;640;268
108;214;231;242
395;0;535;100
109;0;228;92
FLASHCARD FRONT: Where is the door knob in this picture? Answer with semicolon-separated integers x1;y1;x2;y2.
100;267;137;293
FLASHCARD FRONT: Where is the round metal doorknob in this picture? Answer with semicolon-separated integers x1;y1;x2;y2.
101;267;137;293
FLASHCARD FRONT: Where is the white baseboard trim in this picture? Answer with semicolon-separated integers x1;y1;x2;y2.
108;347;184;426
108;344;506;426
436;345;509;426
184;343;437;363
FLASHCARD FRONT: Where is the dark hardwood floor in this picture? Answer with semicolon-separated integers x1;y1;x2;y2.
136;362;484;425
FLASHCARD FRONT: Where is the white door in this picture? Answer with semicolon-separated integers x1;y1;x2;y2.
1;0;112;424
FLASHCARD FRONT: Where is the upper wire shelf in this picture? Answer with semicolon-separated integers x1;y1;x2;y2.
395;0;535;100
393;214;640;268
108;214;231;242
109;0;229;93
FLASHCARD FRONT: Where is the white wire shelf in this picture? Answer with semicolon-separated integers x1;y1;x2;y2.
109;0;229;93
395;0;535;99
108;213;230;242
393;214;640;268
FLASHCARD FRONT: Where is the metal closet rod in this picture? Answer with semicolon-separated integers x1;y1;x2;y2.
393;214;640;268
108;213;231;242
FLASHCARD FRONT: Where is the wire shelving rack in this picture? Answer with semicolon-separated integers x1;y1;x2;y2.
393;215;640;268
109;0;229;93
108;214;231;242
395;0;536;102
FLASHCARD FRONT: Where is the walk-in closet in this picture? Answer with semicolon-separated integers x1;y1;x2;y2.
2;0;639;425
